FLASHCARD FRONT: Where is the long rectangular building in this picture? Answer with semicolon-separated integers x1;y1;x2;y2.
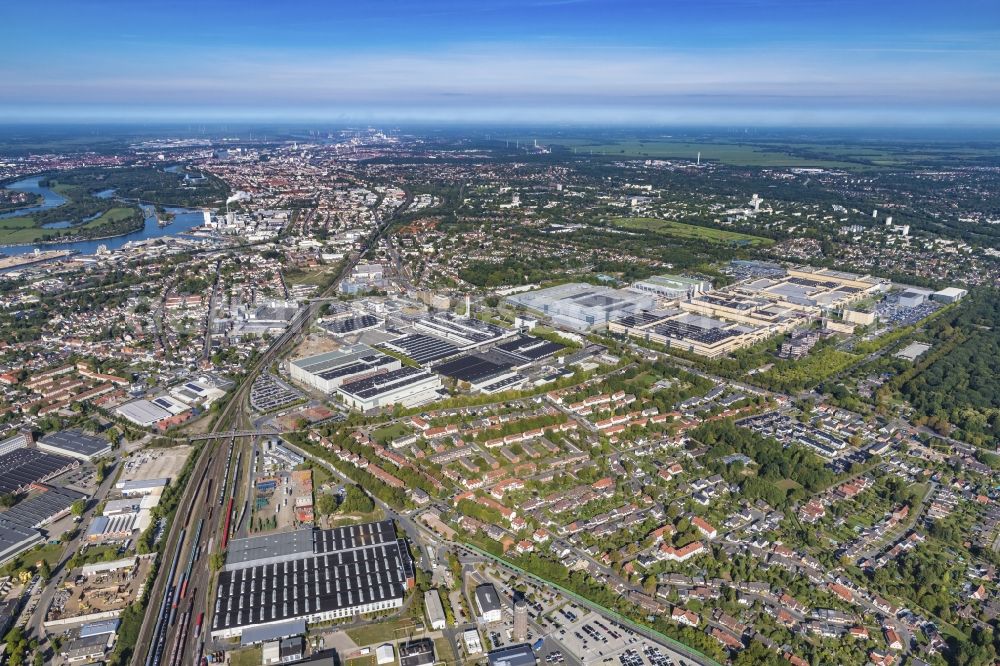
212;521;413;639
337;366;442;412
289;345;401;394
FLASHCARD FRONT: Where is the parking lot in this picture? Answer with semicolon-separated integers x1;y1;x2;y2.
118;446;191;483
541;608;694;666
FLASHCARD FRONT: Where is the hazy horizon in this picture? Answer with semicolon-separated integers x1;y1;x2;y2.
2;0;999;127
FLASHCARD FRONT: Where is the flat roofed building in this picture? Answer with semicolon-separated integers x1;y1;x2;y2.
487;644;537;666
0;522;43;566
37;429;111;461
413;312;514;348
337;366;442;412
475;583;503;623
424;590;446;630
290;345;401;394
399;638;435;666
211;521;413;639
629;274;711;299
115;399;172;427
0;432;31;457
463;629;484;655
508;283;655;332
932;287;967;303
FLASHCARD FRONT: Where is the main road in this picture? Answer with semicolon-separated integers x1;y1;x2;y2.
131;205;401;666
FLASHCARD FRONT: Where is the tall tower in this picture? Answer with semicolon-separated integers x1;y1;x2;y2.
697;152;701;166
465;294;472;318
513;601;528;642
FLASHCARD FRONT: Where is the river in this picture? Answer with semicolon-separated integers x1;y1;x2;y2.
0;176;209;257
0;176;68;219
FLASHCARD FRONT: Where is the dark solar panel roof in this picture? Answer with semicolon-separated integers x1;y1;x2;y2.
382;334;460;364
433;354;513;384
0;485;85;529
651;320;741;345
39;429;110;458
494;335;563;362
323;315;381;335
0;449;77;495
213;521;412;633
613;311;666;328
316;355;397;381
338;367;434;399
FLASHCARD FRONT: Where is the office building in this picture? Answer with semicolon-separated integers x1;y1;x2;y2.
475;583;503;624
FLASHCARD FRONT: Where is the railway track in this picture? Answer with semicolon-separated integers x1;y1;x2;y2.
133;205;400;666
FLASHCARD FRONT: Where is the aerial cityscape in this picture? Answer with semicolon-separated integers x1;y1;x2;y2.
1;2;999;666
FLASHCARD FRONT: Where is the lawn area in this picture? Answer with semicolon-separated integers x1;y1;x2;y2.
371;422;413;445
82;206;138;229
346;618;418;647
774;479;802;492
229;647;261;666
434;637;456;665
610;217;773;247
285;267;336;287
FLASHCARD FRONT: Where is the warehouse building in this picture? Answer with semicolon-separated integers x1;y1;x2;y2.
211;521;413;639
336;367;443;411
115;399;173;427
629;274;711;299
487;644;537;666
0;431;31;458
932;286;968;303
37;429;111;461
289;345;400;394
413;312;514;348
424;590;447;630
0;448;78;495
508;283;655;331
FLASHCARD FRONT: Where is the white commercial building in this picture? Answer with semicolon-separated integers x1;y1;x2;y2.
337;367;443;412
289;345;400;394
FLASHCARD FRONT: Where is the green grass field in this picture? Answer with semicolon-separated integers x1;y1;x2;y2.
0;206;140;244
514;135;1000;169
346;618;418;647
611;216;773;246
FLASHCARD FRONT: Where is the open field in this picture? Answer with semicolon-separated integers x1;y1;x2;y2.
510;134;1000;169
610;216;773;246
345;617;418;647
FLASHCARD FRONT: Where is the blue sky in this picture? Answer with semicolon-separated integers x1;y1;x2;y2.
1;0;999;125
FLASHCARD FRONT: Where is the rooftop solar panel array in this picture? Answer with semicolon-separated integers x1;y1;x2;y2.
213;521;411;633
38;430;110;458
339;367;435;400
494;335;563;363
382;334;460;364
316;355;398;382
322;315;381;335
0;449;77;495
0;485;85;529
432;354;513;384
651;320;741;345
